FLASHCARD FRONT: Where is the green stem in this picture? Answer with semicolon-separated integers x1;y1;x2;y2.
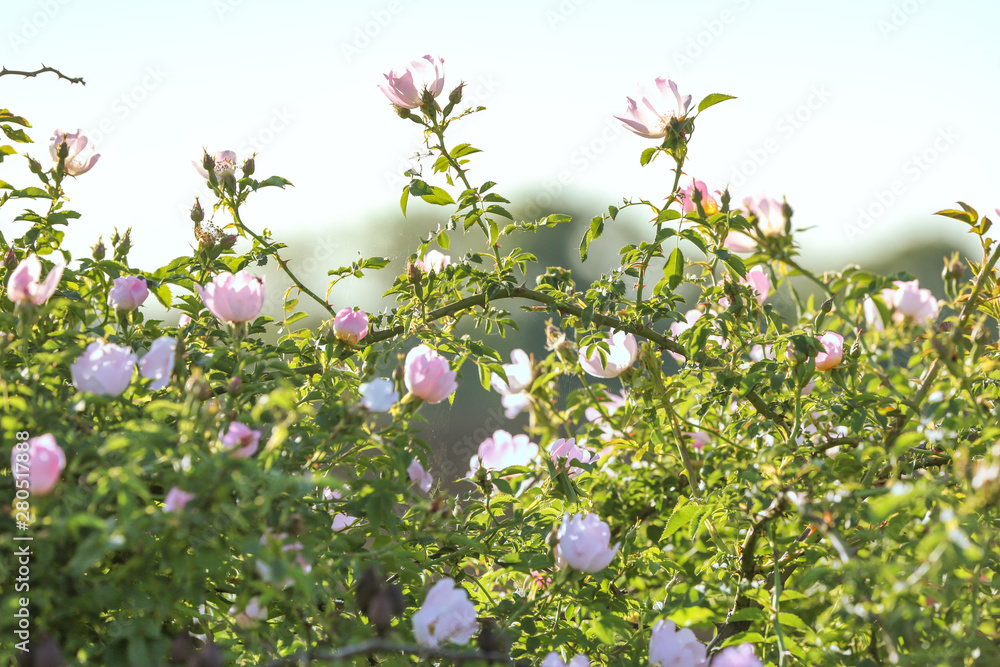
229;205;336;319
432;127;503;267
636;152;686;306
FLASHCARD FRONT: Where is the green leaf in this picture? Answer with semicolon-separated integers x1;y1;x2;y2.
1;124;31;143
663;500;701;538
664;247;684;291
640;147;658;166
0;109;31;127
0;145;16;162
697;93;737;113
151;282;172;308
437;231;450;249
451;143;482;158
400;185;410;217
255;175;293;189
716;248;747;278
934;205;977;225
409;179;455;206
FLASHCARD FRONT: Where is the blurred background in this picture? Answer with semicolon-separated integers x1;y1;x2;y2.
2;0;997;476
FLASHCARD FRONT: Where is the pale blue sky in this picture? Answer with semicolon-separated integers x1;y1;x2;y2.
3;0;998;310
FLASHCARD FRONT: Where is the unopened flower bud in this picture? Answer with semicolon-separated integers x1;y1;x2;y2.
720;187;731;211
942;252;964;281
221;173;237;193
57;141;69;160
395;106;413;120
448;83;465;106
27;157;43;175
242;157;255;177
190;198;204;223
408;261;422;284
228;376;242;395
202;152;215;174
220;234;238;250
91;238;106;261
114;229;132;258
4;249;17;271
782;199;794;223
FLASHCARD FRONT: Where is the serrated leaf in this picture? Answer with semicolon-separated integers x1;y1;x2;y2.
664;500;700;538
256;175;293;189
697;93;737;113
664;247;684;291
640;147;658;166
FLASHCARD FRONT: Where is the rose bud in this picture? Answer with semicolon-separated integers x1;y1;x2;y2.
190;198;204;223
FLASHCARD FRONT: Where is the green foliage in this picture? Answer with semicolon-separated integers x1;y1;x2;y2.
0;80;998;667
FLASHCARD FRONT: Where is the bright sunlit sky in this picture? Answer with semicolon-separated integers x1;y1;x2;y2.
3;0;999;305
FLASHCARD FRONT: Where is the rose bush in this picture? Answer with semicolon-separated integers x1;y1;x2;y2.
0;59;998;667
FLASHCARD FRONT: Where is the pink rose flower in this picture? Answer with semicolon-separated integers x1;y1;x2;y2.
6;254;64;305
884;279;940;326
414;249;451;274
323;488;358;532
404;344;458;404
555;513;620;573
230;597;267;628
139;336;177;391
490;349;533;395
649;619;708;667
71;341;137;396
742;195;787;237
49;129;100;175
469;429;539;476
194;150;239;179
412;578;478;648
380;55;446;109
712;644;763;667
332;307;369;344
501;391;531;419
408;458;434;493
724;231;757;253
742;266;770;306
548;438;598;478
12;434;65;496
580;330;638;378
614;77;692;139
221;422;261;458
178;313;193;327
542;653;590;667
163;487;195;513
862;296;885;332
686;430;711;452
680;180;719;215
813;331;844;371
196;271;265;324
359;378;398;412
108;276;149;311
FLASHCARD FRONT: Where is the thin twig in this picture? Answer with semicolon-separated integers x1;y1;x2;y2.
0;65;85;85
